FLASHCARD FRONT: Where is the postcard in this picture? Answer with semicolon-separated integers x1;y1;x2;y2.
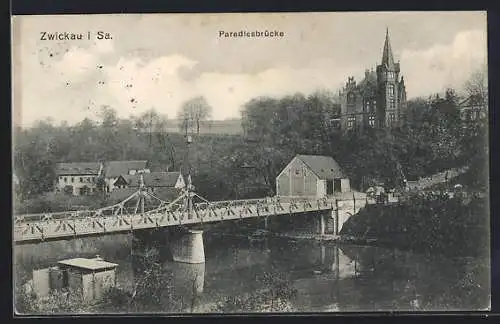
12;12;490;315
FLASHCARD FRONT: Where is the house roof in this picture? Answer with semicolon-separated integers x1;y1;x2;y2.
55;162;100;176
58;257;118;271
103;160;148;178
55;160;149;177
152;187;183;201
296;155;347;180
108;187;182;203
121;172;182;188
108;188;139;202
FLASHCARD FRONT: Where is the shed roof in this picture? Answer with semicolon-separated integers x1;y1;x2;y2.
58;258;118;271
296;155;347;180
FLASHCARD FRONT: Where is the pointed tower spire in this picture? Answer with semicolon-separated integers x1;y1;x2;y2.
381;28;395;69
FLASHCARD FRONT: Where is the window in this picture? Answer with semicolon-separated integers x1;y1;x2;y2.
334;179;342;193
389;113;396;125
368;115;376;127
71;177;74;183
365;100;370;112
79;177;83;182
389;98;395;109
326;181;333;195
347;116;356;129
63;177;67;183
388;84;395;96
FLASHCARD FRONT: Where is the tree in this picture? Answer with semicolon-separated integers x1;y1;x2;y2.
464;65;488;110
177;96;212;135
96;106;120;160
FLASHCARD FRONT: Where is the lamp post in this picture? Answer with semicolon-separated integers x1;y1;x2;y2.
185;135;194;220
139;174;145;213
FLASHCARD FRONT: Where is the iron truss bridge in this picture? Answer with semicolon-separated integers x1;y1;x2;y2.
13;188;344;243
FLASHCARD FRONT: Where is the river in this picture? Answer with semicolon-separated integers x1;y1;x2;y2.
13;231;490;313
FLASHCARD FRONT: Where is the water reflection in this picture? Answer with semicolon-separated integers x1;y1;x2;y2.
15;233;490;313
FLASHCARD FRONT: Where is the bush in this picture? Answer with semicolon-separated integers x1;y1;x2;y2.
341;194;489;257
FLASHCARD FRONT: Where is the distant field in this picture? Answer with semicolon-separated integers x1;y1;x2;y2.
164;119;243;135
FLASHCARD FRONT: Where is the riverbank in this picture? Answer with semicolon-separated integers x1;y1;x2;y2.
339;193;489;258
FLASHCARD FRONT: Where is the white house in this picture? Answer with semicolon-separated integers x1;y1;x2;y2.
54;162;100;196
54;160;150;196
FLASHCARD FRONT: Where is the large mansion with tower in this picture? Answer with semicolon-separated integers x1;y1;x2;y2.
339;29;408;132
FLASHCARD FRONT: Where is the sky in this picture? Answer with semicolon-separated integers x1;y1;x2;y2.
12;12;487;127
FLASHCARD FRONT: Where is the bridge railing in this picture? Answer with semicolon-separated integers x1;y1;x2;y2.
13;196;338;222
13;195;342;242
14;192;379;243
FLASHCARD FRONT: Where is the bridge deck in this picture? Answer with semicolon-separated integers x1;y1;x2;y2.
14;192;370;243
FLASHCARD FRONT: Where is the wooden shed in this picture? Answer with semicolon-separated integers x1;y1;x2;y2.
54;257;119;302
276;155;350;198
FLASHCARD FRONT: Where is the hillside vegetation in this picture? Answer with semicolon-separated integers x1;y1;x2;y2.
13;71;488;214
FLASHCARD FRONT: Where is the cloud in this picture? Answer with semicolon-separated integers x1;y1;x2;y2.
54;46;97;80
400;29;487;98
16;25;487;127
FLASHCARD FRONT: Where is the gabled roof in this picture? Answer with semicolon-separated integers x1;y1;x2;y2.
121;171;182;188
296;154;347;180
55;162;100;176
103;160;148;178
55;160;149;177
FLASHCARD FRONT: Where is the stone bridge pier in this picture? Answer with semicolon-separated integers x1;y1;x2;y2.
168;228;205;264
132;227;206;264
